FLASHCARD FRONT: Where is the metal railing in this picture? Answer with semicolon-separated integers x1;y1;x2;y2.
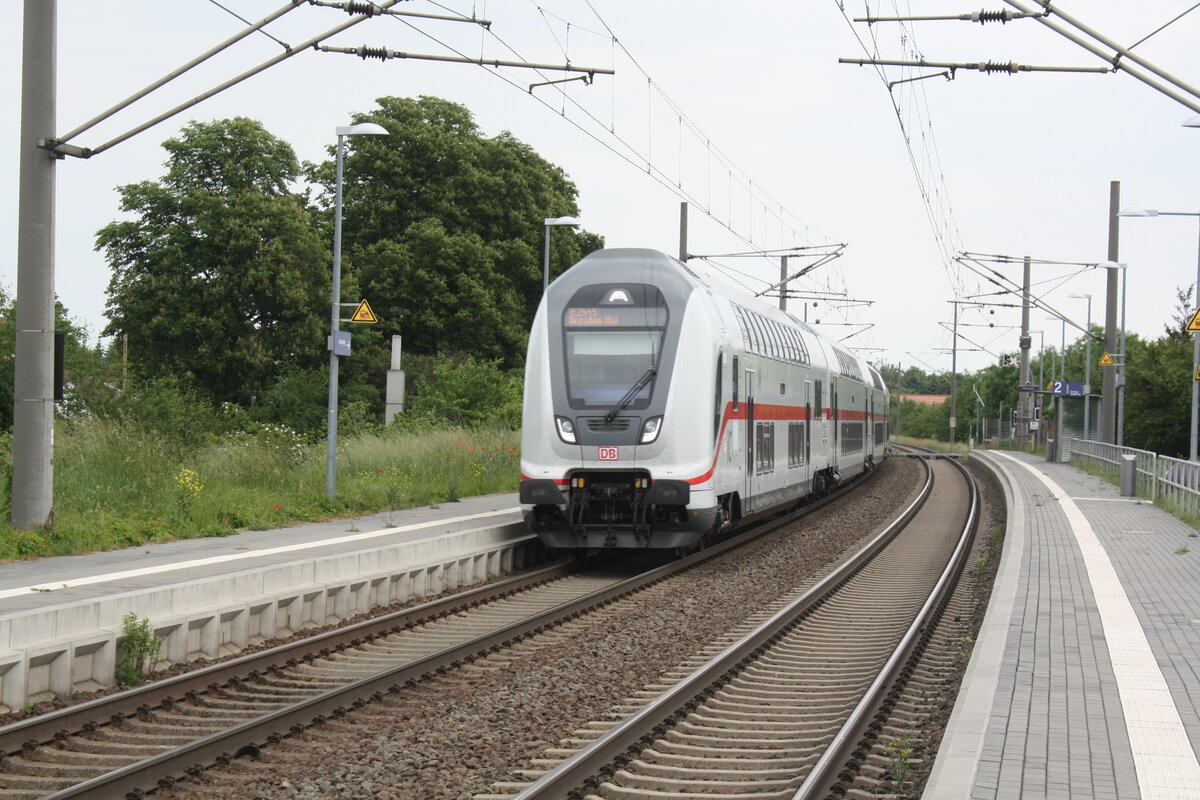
1068;439;1160;502
1157;454;1200;520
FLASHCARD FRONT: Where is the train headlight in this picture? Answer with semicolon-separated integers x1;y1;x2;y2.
640;416;663;444
555;416;577;444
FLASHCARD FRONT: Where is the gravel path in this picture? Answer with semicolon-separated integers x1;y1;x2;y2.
173;457;923;800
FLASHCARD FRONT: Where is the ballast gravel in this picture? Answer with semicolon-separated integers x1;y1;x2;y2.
173;456;923;800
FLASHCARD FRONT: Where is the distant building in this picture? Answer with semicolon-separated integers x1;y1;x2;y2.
898;394;949;406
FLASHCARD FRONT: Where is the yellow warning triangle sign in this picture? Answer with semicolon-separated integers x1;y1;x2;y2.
1187;308;1200;333
1195;362;1200;382
1098;352;1114;367
350;299;378;324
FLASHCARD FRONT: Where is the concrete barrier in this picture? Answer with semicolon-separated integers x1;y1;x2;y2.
0;522;541;712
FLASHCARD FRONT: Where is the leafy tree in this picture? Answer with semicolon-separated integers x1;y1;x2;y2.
311;96;602;377
399;354;522;430
1125;332;1190;457
96;118;328;407
1166;284;1196;340
0;289;111;429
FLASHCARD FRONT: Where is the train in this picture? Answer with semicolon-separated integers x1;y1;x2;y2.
519;248;890;550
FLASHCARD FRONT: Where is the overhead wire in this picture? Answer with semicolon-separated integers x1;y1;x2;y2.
322;2;872;342
836;0;987;362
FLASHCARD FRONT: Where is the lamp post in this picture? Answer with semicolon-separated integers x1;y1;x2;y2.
1030;329;1044;446
543;216;581;294
1119;207;1200;460
1045;315;1067;381
1069;292;1093;440
1046;315;1067;459
326;122;389;499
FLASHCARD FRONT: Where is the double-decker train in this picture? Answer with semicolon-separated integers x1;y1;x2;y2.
519;248;889;550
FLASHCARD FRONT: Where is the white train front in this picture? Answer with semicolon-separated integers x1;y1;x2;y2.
520;248;889;549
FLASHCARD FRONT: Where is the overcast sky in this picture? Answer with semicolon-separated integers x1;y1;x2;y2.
3;1;1198;378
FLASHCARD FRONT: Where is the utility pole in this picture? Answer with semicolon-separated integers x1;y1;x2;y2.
12;0;57;529
1018;255;1032;446
779;256;788;311
949;302;959;446
678;202;688;262
1101;181;1120;444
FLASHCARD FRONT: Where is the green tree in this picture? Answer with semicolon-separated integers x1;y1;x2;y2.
96;118;328;406
1125;332;1190;457
0;289;112;429
313;96;602;377
400;354;522;429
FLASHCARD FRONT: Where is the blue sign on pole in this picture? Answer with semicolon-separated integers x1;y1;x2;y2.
1051;380;1084;397
329;330;352;357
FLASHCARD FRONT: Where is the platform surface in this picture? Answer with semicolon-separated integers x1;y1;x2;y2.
0;493;522;618
925;450;1200;800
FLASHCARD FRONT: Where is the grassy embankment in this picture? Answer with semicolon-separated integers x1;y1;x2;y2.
0;422;520;562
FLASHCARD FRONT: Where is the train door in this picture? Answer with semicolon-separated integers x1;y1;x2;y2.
868;394;875;460
831;381;840;470
813;378;826;467
803;379;813;491
744;364;756;513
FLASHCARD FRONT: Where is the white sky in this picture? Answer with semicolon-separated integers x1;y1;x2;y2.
3;1;1198;377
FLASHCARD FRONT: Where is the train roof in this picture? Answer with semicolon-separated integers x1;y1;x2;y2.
558;248;887;393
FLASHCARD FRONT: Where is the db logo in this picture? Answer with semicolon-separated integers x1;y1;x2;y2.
597;446;620;461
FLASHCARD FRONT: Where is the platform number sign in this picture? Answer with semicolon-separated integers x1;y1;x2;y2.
598;446;620;461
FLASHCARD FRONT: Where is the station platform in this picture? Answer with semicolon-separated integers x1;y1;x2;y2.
925;449;1200;799
0;494;531;712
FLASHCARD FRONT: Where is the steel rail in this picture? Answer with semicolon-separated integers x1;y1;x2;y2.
794;453;980;799
25;471;883;799
510;456;936;799
1;558;576;756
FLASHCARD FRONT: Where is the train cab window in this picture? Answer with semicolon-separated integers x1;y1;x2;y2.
562;284;668;409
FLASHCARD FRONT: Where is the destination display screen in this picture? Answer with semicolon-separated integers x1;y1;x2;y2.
565;306;668;327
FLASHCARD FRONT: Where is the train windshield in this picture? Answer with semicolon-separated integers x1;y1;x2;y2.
562;284;668;409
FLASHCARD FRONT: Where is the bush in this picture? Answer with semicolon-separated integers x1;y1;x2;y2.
399;354;522;430
115;613;162;686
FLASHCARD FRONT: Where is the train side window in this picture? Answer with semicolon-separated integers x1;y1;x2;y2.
732;356;739;412
814;380;823;420
714;354;723;441
788;422;805;467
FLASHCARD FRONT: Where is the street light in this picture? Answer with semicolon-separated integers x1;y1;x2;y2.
326;122;389;499
543;216;580;294
1045;315;1068;459
1045;315;1067;381
1186;115;1200;128
1119;206;1200;460
1029;329;1044;444
1068;292;1093;440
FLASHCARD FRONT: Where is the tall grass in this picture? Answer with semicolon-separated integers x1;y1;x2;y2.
0;419;521;562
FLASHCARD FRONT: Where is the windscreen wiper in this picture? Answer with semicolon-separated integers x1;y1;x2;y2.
604;366;656;425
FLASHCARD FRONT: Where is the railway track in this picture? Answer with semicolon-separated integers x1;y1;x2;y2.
0;563;632;799
477;451;977;800
0;462;896;800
